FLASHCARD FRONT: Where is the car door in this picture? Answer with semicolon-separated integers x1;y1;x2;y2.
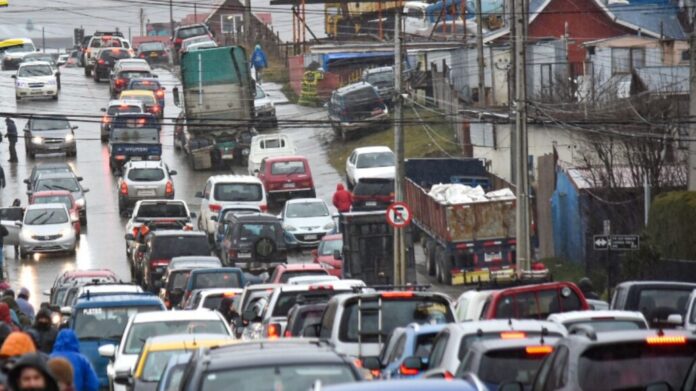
0;207;23;246
199;180;212;231
346;152;357;184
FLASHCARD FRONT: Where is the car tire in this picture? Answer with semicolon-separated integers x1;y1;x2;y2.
52;94;58;101
19;248;28;260
84;67;91;77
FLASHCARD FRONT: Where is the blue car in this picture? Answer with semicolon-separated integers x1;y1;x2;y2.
379;324;446;379
323;379;483;391
69;292;166;388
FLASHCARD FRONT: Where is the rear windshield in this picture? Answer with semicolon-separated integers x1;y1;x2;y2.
493;287;583;319
457;331;565;360
272;291;344;317
200;365;355;391
129;80;161;91
152;236;209;259
638;288;692;324
100;49;131;60
128;168;165;182
108;105;141;115
353;180;394;196
477;348;550;386
36;178;80;192
279;271;328;284
356;152;394;169
192;272;242;290
120;70;152;79
271;161;306;176
564;319;646;332
33;195;72;210
111;127;158;142
139;42;165;51
578;341;696;390
340;298;453;342
365;71;393;86
239;223;279;241
111;116;158;129
178;26;208;39
290;307;326;336
344;87;379;105
136;203;188;218
214;183;263;202
202;294;225;310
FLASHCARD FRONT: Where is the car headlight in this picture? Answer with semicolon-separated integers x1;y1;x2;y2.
31;136;43;144
21;229;35;238
60;227;72;237
283;224;297;232
15;81;28;88
323;222;335;230
65;134;74;142
75;198;85;208
241;148;250;156
46;79;57;86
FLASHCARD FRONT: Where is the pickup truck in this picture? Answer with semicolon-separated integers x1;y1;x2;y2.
108;114;162;174
610;280;696;328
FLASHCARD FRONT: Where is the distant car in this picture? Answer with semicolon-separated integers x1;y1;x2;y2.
351;178;394;211
29;172;89;225
247;134;297;176
126;78;165;111
311;234;343;277
184;40;217;52
378;324;446;379
110;59;153;99
136;41;169;64
57;53;69;66
610;280;696;328
454;290;498;322
219;212;287;273
362;66;395;106
13;61;59;101
212;206;262;254
328;82;389;141
547;310;649;332
181;267;246;307
183;288;242;311
29;190;81;236
257;156;315;203
284;303;327;338
84;33;133;76
345;146;395;190
117;160;177;215
280;198;334;247
21;52;61;89
18;203;77;258
100;99;146;142
124;200;194;260
46;269;118;306
269;263;329;284
180;36;216;57
93;47;133;82
481;282;589;320
23;114;77;158
1;38;37;70
172;24;212;55
24;162;81;190
254;84;277;128
118;89;161;118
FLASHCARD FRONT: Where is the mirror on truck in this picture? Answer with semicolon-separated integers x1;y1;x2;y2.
172;87;180;106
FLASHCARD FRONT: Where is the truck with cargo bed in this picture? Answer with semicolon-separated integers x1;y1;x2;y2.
172;46;255;170
108;114;162;174
404;158;547;286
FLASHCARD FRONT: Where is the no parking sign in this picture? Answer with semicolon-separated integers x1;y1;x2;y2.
386;202;412;228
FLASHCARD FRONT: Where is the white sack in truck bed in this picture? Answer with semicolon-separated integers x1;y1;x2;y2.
427;184;515;204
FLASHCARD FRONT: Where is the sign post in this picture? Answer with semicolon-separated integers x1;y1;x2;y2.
594;221;640;294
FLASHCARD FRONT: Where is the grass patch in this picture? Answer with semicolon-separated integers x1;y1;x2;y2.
263;62;289;84
327;105;461;175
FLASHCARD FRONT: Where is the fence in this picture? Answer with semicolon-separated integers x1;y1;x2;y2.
431;61;472;157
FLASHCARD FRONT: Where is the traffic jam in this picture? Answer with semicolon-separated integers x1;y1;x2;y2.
0;13;695;391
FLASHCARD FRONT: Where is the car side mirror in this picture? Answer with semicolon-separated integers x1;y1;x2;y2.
195;191;203;198
98;344;116;359
667;314;684;326
169;170;177;176
14;221;22;227
302;323;319;338
333;250;342;260
362;357;381;371
402;356;424;371
211;215;218;222
11;75;16;79
242;309;259;323
189;212;197;218
124;233;135;241
114;370;132;386
498;382;524;391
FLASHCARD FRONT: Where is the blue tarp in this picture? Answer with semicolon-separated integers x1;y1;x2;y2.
551;169;586;263
322;51;394;71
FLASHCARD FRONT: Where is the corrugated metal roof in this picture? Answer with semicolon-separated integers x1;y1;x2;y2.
608;3;686;40
635;65;689;94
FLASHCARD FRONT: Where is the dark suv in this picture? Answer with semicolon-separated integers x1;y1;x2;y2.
172;24;212;61
351;178;394;211
93;48;132;82
328;82;389;141
220;213;287;274
136;230;210;293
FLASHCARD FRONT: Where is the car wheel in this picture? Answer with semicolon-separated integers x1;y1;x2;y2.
19;249;28;260
52;94;58;101
84;67;91;77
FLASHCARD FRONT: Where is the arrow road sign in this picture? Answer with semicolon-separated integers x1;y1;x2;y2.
593;235;609;250
593;234;640;251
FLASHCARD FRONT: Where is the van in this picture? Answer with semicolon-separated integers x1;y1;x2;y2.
247;134;296;175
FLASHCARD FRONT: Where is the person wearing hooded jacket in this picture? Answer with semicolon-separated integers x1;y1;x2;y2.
8;353;59;391
29;309;57;354
50;330;98;391
1;296;30;329
0;304;19;333
332;183;352;213
0;331;36;373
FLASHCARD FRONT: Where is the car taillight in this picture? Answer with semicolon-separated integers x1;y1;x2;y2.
139;53;145;58
267;323;281;339
165;181;174;196
381;291;414;299
152;105;160;112
209;204;221;212
500;331;526;340
175;38;182;45
98;59;105;64
284;330;292;338
647;336;687;345
149;259;169;268
260;204;268;212
399;364;419;376
119;182;128;196
115;79;124;87
132;227;140;237
525;346;553;355
156;90;165;98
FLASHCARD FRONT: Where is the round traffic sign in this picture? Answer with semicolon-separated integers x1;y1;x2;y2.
386;202;412;228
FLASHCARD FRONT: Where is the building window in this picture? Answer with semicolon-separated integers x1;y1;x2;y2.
611;47;645;74
682;50;690;62
221;14;243;34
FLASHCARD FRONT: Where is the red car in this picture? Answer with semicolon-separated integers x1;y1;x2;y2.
311;234;343;277
29;190;81;235
480;281;589;320
256;156;315;203
269;263;330;284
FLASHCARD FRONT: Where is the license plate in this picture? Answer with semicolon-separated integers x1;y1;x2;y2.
31;91;43;95
222;154;234;160
465;270;491;284
484;252;502;262
365;201;377;206
150;53;158;57
130;156;143;161
283;183;296;188
138;190;156;197
238;252;252;259
304;235;318;240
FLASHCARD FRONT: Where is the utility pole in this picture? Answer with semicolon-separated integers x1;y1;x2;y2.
139;8;144;37
244;0;252;46
169;0;174;37
393;3;406;285
688;19;696;190
513;0;531;274
194;3;197;20
476;0;485;106
41;27;45;53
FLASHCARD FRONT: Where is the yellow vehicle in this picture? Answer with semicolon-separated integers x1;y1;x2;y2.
119;334;234;389
324;1;401;38
118;90;160;118
0;1;8;7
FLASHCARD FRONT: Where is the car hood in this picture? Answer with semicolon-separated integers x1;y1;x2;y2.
22;223;70;235
283;215;333;230
16;75;55;83
31;129;71;138
4;51;33;60
355;166;395;181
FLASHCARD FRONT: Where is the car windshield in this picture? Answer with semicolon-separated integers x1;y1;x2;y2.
200;365;356;391
24;208;68;225
341;298;453;342
32;118;71;130
356;152;394;169
638;289;692;324
33;166;71;178
285;202;328;218
279;271;328;284
239;223;278;241
271;161;306;176
192;272;242;290
74;306;162;340
578;341;696;390
139;42;165;51
130;81;160;91
36;178;80;192
108;105;142;115
214;183;263;202
141;350;188;382
353;180;394;196
136;203;188;218
318;239;342;256
121;92;155;104
564;319;647;332
178;26;208;39
365;71;393;86
477;348;550;386
124;320;227;354
5;43;34;53
128;168;165;182
33;196;72;210
18;65;53;77
151;236;210;259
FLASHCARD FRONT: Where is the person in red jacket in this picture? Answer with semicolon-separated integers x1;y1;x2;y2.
332;183;352;213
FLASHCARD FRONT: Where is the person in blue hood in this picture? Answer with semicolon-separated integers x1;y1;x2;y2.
50;330;98;391
250;44;268;82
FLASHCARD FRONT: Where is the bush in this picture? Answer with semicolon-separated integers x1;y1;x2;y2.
647;191;696;260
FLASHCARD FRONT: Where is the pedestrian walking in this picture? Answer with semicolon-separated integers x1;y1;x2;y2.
16;288;35;322
4;118;17;164
29;309;56;354
578;277;600;300
8;353;59;391
332;183;352;213
0;303;19;333
0;225;7;280
50;330;99;391
47;358;75;391
0;332;36;360
251;44;268;82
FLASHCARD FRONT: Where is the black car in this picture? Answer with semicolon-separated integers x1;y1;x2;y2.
351;178;394;211
327;82;389;141
136;41;169;64
136;230;210;293
220;213;287;274
285;303;327;338
179;340;362;391
93;48;132;82
159;266;201;309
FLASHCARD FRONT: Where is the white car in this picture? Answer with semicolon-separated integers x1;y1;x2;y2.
254;84;277;128
13;61;59;101
184;287;243;310
280;198;334;247
98;310;232;391
196;175;268;239
57;54;69;66
18;203;77;258
248;134;296;175
184;40;218;52
1;38;36;70
547;310;649;332
454;289;498;322
345;146;395;189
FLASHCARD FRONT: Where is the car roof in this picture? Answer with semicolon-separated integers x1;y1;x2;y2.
124;160;165;169
285;198;326;205
60;269;116;278
78;284;141;294
547;310;647;323
207;174;262;184
170;256;221;264
150;230;207;238
323;380;478;391
190;267;242;275
263;155;308;163
353;146;393;154
143;334;234;352
34;162;72;170
128;78;160;84
132;310;224;323
74;292;163;308
18;61;52;68
108;99;144;107
25;203;67;211
467;336;562;354
457;289;498;301
277;263;325;271
446;319;568;337
275;280;363;293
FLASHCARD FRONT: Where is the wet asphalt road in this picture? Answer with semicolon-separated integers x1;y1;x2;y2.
0;65;463;308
